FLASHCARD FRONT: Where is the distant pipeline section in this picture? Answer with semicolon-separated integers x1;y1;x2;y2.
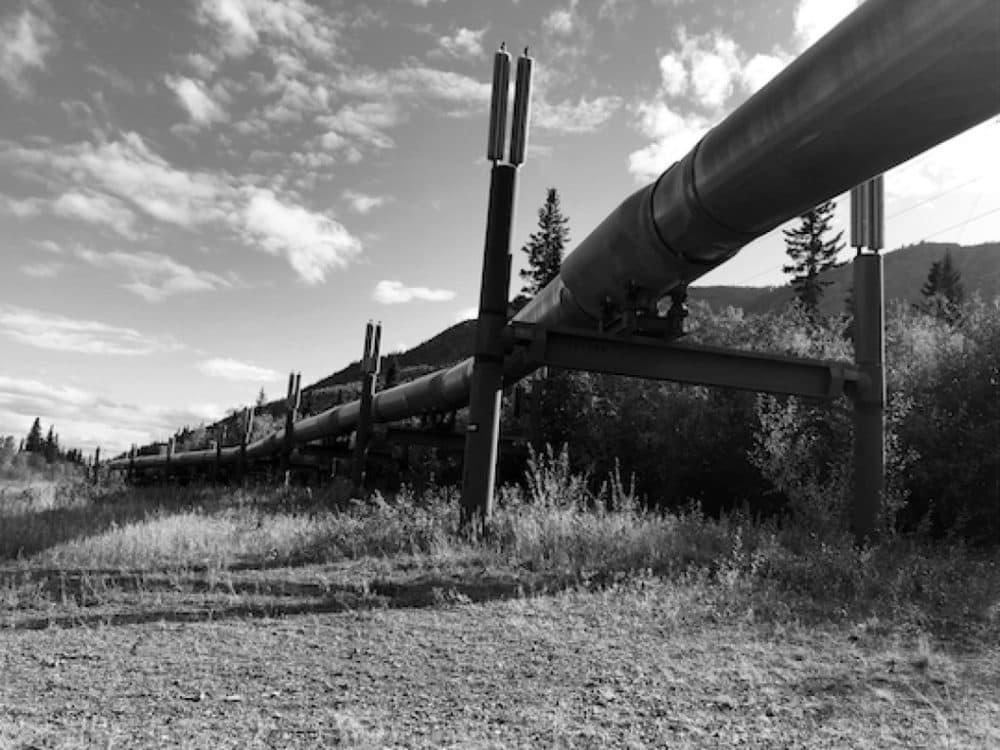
110;0;1000;473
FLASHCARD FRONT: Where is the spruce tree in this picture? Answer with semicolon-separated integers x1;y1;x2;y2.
43;425;58;463
25;418;43;453
918;250;964;324
518;187;570;300
782;199;845;316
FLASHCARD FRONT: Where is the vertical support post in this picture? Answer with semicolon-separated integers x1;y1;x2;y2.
283;371;301;487
214;434;222;486
165;436;174;482
92;446;101;485
353;321;381;494
850;174;885;543
461;45;532;533
240;406;254;486
127;444;136;484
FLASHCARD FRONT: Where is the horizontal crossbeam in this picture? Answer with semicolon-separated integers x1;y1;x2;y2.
508;323;863;400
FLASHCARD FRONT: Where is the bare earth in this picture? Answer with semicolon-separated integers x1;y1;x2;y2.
2;565;998;749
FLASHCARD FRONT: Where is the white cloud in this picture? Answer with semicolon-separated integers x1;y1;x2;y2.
195;0;341;59
3;196;43;217
1;132;231;227
741;53;788;95
688;34;741;110
534;96;621;134
628;101;708;182
1;134;364;284
52;190;137;237
544;8;575;36
794;0;861;50
437;27;486;60
319;101;400;150
629;32;791;181
0;305;182;356
343;190;387;214
197;358;279;382
0;0;55;97
658;54;688;97
74;248;235;302
241;188;362;283
165;75;229;126
373;280;456;304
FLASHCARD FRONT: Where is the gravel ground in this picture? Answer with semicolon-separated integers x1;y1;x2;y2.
3;578;998;749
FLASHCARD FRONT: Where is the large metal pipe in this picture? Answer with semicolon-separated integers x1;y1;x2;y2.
110;0;999;471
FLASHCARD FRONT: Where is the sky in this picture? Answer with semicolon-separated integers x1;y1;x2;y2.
1;0;998;456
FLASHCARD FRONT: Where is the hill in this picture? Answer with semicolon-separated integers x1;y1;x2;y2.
693;241;1000;316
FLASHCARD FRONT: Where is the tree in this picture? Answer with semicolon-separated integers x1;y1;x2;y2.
256;388;268;409
783;200;845;315
917;250;964;324
383;356;400;389
518;187;570;301
43;425;59;463
24;418;43;453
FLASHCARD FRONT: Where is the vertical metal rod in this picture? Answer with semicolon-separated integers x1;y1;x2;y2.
461;163;518;531
487;44;511;162
508;49;534;166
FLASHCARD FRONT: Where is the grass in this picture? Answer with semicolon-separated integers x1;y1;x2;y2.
1;472;998;747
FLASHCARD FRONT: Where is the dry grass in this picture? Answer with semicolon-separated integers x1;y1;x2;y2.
1;477;998;748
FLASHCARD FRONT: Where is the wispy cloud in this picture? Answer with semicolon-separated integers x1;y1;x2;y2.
0;0;55;97
197;357;279;382
534;96;621;134
343;190;388;215
0;374;221;453
20;261;63;278
1;134;364;284
52;190;138;237
165;75;229;126
434;27;486;60
195;0;342;60
241;187;362;284
74;248;236;302
0;305;182;356
373;280;455;304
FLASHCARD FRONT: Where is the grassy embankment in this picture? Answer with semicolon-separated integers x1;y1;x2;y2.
1;467;998;747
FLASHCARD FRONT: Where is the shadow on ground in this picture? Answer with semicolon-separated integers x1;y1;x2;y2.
0;565;580;631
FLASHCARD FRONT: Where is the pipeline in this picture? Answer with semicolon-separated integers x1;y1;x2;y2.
111;0;1000;472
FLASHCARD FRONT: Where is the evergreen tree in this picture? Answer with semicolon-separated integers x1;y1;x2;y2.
782;200;845;315
25;418;43;453
43;425;58;463
918;250;964;324
256;388;268;408
518;187;570;300
383;356;400;389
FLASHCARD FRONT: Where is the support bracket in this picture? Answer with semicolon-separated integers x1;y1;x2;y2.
508;322;861;400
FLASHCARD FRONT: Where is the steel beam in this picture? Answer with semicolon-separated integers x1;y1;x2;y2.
510;324;861;400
